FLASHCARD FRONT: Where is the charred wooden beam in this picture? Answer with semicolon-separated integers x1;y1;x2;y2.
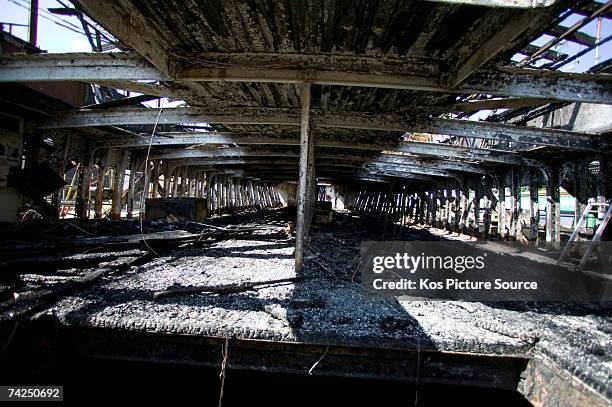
461;67;612;106
426;0;558;7
443;3;564;87
39;107;602;151
546;24;597;47
151;143;532;166
71;0;174;75
450;97;555;113
5;52;611;103
295;83;313;273
82;94;159;110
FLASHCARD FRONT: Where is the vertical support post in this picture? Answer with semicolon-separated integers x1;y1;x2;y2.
473;177;481;237
511;167;522;240
151;160;161;198
127;155;136;219
75;158;90;219
546;165;561;248
497;171;508;240
295;82;314;273
482;177;492;240
95;148;113;219
142;160;151;200
171;167;179;197
163;164;171;198
111;150;129;220
141;159;151;218
453;186;461;233
529;168;540;244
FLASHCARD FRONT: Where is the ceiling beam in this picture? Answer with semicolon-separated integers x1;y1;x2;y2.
424;0;558;7
151;143;529;166
442;3;563;87
450;97;555;113
39;107;602;151
167;154;489;175
5;52;610;104
167;52;612;104
82;94;159;110
39;107;300;128
103;133;494;173
546;24;597;47
180;163;438;182
460;67;612;107
71;0;174;75
0;52;165;82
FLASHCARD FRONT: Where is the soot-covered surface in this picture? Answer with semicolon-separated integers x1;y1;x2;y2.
24;209;610;400
2;208;610;402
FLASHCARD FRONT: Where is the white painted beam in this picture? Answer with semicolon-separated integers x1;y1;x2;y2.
3;52;610;104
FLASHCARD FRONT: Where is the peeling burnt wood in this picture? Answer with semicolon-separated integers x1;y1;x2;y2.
198;167;435;183
426;0;558;7
295;82;313;273
0;52;165;82
39;107;300;128
450;97;556;113
75;159;90;219
82;94;160;110
546;24;597;48
99;132;546;165
443;3;564;87
462;67;612;106
154;141;536;166
519;44;567;63
519;355;610;407
167;159;455;176
529;168;540;243
71;0;174;76
95;148;114;219
143;137;522;168
152;276;317;300
160;153;491;175
91;80;176;98
545;165;561;247
126;154;138;219
6;52;611;104
38;107;602;151
111;150;129;220
318;113;603;151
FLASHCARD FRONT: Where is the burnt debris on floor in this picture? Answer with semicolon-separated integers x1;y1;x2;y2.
1;208;611;405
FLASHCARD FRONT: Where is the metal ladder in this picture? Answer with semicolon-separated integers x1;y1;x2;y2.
558;198;612;271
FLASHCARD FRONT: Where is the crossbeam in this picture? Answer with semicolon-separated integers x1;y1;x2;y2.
163;156;484;176
45;107;602;151
150;144;530;166
4;52;610;104
109;133;497;172
0;53;165;81
175;161;440;181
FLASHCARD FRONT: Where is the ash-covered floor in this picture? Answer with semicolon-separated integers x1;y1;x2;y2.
1;208;611;402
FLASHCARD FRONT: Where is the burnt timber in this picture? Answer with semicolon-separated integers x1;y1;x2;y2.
0;0;611;405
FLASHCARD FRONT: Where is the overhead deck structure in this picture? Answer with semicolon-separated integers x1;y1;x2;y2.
1;0;609;263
